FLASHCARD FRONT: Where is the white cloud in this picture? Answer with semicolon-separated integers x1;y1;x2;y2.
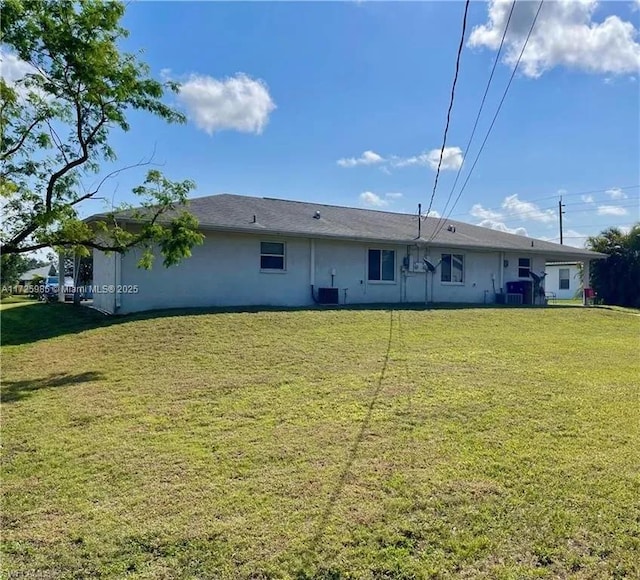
598;205;628;216
469;0;640;78
562;229;589;248
0;50;36;85
502;194;556;223
429;146;464;171
177;73;275;135
581;194;595;203
0;50;46;100
470;203;503;220
392;153;428;168
337;150;384;168
424;209;441;218
359;191;388;207
540;229;589;248
477;219;528;236
359;191;405;207
338;147;463;172
606;187;627;200
394;147;464;171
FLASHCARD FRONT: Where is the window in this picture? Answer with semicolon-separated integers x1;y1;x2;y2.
368;249;395;282
518;258;531;278
260;241;285;270
559;268;570;290
441;253;464;283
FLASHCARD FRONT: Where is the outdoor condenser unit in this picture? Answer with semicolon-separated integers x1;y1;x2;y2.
317;287;339;304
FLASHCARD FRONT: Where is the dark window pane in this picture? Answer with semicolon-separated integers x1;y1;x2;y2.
518;257;530;278
559;279;570;290
261;242;284;256
381;250;395;281
452;254;464;283
261;255;284;270
441;254;452;282
368;249;381;281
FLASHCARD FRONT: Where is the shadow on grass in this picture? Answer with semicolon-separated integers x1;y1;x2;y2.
305;310;395;562
0;371;104;403
0;301;113;347
1;299;585;348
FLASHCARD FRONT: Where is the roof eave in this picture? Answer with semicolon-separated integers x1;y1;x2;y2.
83;215;605;260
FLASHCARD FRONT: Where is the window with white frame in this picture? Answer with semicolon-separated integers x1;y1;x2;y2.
518;257;531;278
260;241;285;270
559;268;570;290
441;253;464;283
368;249;395;282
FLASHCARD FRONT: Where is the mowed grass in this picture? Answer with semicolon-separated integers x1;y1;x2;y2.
1;301;639;579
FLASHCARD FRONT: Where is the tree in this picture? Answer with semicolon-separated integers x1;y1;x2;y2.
1;254;29;287
586;224;640;308
0;0;204;267
0;253;49;288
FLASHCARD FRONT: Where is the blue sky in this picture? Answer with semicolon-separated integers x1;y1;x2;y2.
70;1;640;246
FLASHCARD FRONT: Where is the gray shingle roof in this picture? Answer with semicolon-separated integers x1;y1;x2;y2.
19;265;55;281
90;193;604;260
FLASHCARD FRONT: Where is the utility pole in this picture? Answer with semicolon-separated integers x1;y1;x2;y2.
558;196;566;244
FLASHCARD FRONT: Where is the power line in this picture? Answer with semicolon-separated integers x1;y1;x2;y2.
430;0;545;242
443;186;640;220
424;0;471;221
517;184;640;206
566;197;640;211
459;199;639;226
432;0;517;236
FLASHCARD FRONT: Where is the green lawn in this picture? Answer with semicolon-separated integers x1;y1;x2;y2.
1;301;639;579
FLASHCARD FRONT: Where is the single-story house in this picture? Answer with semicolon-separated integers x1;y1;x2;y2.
18;264;56;286
15;264;57;294
86;194;604;314
545;261;581;300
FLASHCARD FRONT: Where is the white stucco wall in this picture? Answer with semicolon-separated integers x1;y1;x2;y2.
314;239;405;305
545;263;581;299
117;232;312;313
95;229;560;313
423;247;500;304
92;249;117;313
502;253;546;288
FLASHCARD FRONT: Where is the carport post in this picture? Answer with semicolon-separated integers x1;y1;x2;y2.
58;251;65;302
582;259;591;306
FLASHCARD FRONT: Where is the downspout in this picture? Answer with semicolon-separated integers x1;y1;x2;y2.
499;252;505;294
310;238;319;304
582;259;591;306
58;251;65;303
423;243;429;305
114;252;122;312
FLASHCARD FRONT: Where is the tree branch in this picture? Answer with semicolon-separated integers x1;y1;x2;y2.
0;114;46;161
45;119;69;165
74;145;159;208
44;102;107;212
